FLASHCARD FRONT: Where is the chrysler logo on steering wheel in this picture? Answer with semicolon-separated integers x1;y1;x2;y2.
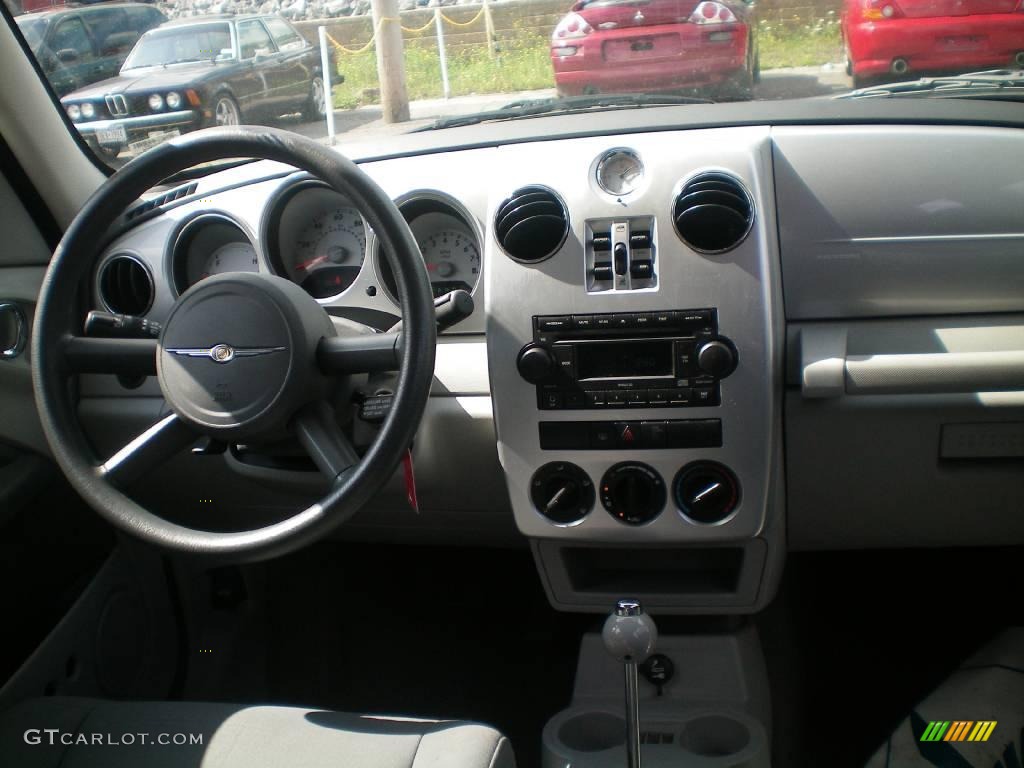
165;343;287;363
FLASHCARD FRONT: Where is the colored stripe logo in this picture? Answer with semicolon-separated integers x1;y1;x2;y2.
921;721;997;742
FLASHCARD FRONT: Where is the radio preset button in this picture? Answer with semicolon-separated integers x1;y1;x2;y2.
668;388;692;405
606;390;627;406
647;390;670;406
626;390;648;405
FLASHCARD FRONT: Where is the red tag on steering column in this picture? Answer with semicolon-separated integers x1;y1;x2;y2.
402;449;419;514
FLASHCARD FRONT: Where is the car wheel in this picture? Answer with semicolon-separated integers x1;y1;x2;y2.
304;76;327;121
212;95;240;127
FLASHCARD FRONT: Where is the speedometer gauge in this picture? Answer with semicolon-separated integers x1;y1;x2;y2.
420;229;480;298
270;184;369;300
288;205;366;298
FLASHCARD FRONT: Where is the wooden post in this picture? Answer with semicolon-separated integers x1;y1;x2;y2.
371;0;410;123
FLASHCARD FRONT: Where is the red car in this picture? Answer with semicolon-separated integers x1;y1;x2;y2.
550;0;759;98
842;0;1024;87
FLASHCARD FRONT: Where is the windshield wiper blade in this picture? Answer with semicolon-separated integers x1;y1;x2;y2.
416;93;714;131
837;69;1024;99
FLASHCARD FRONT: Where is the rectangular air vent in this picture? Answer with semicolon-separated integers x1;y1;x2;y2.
126;182;198;221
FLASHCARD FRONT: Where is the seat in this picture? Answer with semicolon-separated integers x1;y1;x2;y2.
0;697;516;768
864;627;1024;767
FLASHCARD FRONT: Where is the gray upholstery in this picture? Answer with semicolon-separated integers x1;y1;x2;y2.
0;697;516;768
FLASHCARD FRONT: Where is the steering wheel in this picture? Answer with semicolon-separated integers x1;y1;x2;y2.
31;127;437;561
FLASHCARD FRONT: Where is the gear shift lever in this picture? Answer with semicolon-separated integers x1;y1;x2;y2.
603;599;657;768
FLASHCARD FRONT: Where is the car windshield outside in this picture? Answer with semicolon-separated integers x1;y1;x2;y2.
5;0;1024;168
122;23;233;69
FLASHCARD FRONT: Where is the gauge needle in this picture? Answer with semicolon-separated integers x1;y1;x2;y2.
545;486;569;512
296;255;327;272
693;482;722;502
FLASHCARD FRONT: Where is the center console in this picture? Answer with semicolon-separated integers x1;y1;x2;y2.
484;129;784;614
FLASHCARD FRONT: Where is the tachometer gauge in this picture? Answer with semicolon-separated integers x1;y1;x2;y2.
175;214;259;291
596;148;644;197
201;242;258;279
288;205;366;298
419;228;480;298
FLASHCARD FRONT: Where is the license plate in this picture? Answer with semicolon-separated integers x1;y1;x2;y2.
127;129;180;155
604;34;681;62
96;125;127;147
940;35;982;51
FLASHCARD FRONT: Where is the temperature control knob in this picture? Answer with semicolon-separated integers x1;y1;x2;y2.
600;462;666;525
530;462;595;525
517;343;557;384
696;338;738;379
674;462;740;524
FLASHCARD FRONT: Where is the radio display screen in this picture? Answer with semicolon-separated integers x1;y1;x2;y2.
576;340;673;380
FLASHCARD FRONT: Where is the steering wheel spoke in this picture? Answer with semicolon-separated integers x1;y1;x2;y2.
293;401;359;482
64;336;158;376
98;413;197;489
317;332;401;374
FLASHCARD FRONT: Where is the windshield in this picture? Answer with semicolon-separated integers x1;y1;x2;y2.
6;0;1022;168
122;23;233;69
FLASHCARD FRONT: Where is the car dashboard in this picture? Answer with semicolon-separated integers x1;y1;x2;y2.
69;108;1024;613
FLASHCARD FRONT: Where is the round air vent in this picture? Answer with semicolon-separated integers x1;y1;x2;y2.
672;172;753;254
99;255;154;316
494;185;568;263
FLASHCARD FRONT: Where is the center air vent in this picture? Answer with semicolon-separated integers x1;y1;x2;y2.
495;185;568;263
99;254;154;316
672;172;753;254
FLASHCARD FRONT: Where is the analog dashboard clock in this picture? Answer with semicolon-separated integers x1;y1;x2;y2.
596;148;644;196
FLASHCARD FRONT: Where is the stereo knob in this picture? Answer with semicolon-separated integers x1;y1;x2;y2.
674;462;740;524
517;343;557;384
600;462;666;525
697;338;738;379
531;462;594;525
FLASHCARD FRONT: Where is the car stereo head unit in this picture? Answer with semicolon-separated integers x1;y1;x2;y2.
516;309;737;410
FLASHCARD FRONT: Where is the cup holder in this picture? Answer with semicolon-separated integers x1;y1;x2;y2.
557;712;626;752
679;714;751;757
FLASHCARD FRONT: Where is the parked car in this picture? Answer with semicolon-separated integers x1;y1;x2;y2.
842;0;1024;88
14;2;165;96
60;14;331;159
550;0;759;98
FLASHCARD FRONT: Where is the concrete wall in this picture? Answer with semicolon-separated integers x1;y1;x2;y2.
294;0;843;52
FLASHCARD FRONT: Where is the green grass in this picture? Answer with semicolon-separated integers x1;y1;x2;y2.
331;32;554;109
757;15;844;70
329;17;844;109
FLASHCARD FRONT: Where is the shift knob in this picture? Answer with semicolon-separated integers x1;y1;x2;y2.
602;599;658;663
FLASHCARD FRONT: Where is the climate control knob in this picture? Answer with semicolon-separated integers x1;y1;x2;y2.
600;462;666;525
696;338;738;379
531;462;595;525
674;462;740;524
517;343;557;384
